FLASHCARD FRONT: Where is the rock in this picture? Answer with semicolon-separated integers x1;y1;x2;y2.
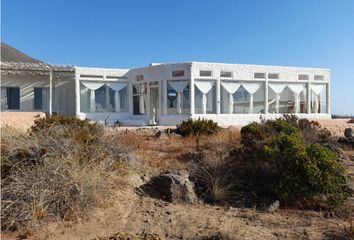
140;170;198;204
344;128;354;140
266;200;280;213
154;130;162;138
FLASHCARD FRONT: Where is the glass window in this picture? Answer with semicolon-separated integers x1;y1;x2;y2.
221;82;264;114
310;84;327;113
80;83;128;113
136;75;144;81
268;73;279;79
133;83;147;115
166;81;190;115
34;88;43;110
172;70;185;77
254;72;265;79
1;87;20;110
194;80;216;114
199;70;212;77
220;71;232;78
298;74;309;80
314;75;324;81
268;83;307;114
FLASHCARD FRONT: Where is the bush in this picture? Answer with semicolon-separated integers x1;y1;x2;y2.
188;148;236;204
176;118;220;150
232;117;349;208
30;115;104;144
176;118;220;137
1;117;135;231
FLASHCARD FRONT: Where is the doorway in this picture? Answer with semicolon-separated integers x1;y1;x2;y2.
149;82;159;125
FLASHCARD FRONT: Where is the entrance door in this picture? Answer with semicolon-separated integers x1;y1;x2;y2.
149;83;159;125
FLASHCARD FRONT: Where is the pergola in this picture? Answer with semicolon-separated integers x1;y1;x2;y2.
1;61;74;115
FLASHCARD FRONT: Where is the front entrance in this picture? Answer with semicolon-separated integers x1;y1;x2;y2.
149;82;159;125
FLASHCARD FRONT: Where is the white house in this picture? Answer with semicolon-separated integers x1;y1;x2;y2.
1;44;331;126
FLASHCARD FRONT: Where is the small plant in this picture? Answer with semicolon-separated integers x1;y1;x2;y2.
176;118;220;150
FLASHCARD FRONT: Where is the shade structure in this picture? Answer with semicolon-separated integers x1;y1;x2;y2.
169;81;188;114
269;83;287;113
107;82;128;112
81;82;105;112
287;84;304;113
221;82;241;113
241;82;261;113
195;81;215;114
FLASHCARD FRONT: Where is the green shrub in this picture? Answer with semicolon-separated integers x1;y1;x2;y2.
176;118;220;137
240;122;267;147
234;117;349;208
176;118;220;150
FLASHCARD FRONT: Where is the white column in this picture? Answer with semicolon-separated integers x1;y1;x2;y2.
307;80;311;114
216;78;220;114
326;82;330;114
190;65;195;115
75;67;80;117
158;80;162;117
264;72;268;114
163;80;167;115
275;94;280;113
49;70;53;116
105;84;110;110
229;93;234;114
147;83;151;118
249;93;254;114
202;93;207;114
294;93;299;113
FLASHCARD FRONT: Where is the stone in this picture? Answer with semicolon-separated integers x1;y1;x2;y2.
140;170;198;204
266;200;280;213
344;128;354;140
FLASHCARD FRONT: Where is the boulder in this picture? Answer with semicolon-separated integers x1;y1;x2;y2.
344;128;354;140
140;170;197;204
266;200;280;213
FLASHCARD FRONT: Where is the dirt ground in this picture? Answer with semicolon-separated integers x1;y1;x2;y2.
2;119;354;240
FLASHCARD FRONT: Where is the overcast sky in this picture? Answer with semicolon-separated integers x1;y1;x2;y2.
2;0;354;115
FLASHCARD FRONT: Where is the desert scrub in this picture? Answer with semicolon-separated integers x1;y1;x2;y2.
1;117;136;231
231;116;349;208
176;118;220;150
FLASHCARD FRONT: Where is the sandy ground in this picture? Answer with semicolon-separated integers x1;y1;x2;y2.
0;112;45;130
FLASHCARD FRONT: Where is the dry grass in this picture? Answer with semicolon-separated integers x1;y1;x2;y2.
1;124;136;231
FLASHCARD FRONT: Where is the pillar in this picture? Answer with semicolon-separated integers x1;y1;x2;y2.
216;78;221;115
75;67;80;117
264;72;268;115
190;64;195;115
307;78;311;114
49;70;53;115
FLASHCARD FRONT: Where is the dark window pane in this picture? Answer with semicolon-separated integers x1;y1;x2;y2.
34;88;43;110
6;87;20;109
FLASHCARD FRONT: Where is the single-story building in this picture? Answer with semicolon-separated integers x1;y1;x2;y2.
1;43;331;127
